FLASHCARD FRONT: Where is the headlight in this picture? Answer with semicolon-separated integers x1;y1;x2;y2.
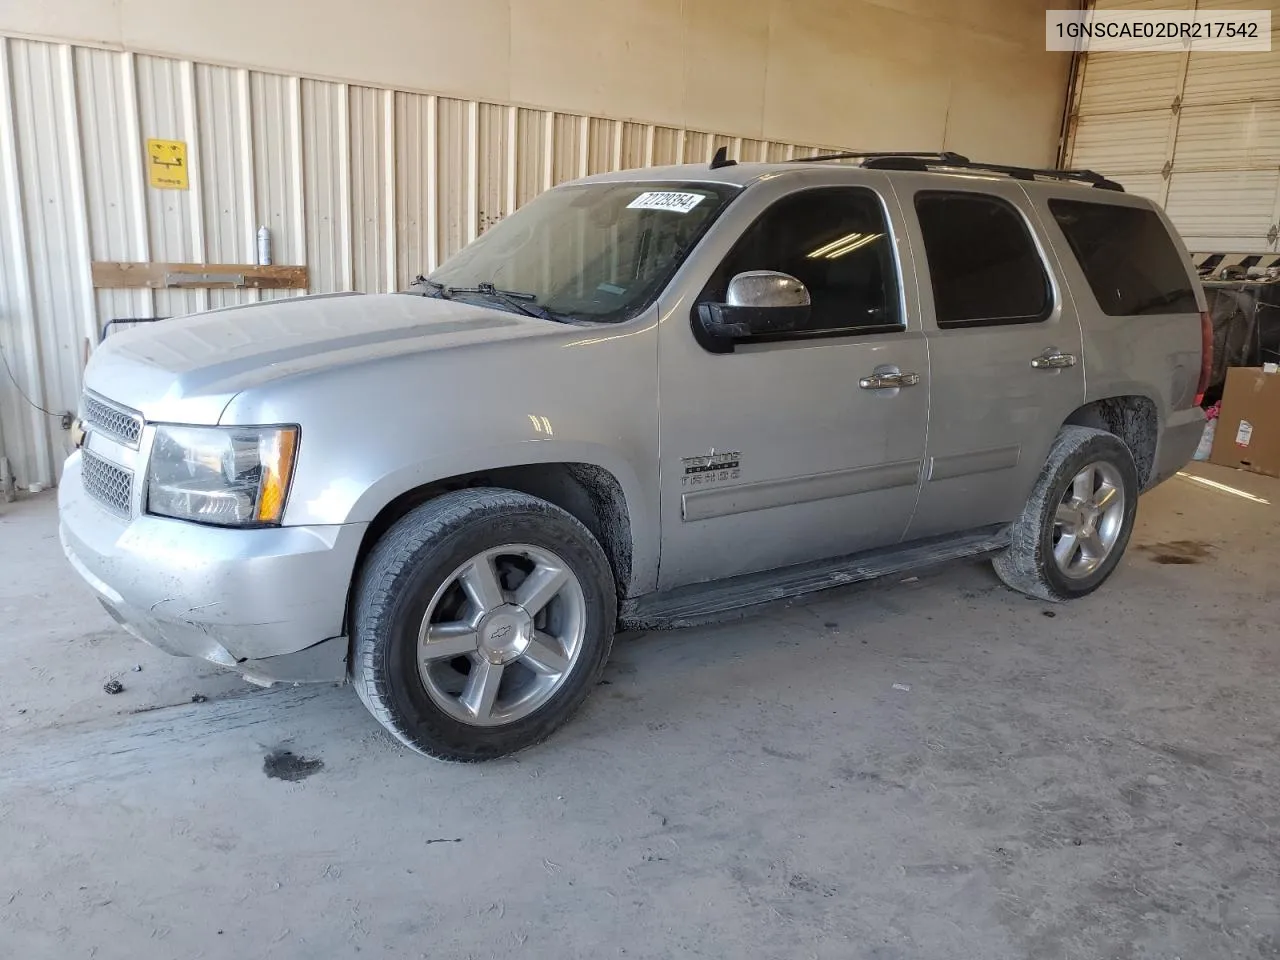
146;425;299;527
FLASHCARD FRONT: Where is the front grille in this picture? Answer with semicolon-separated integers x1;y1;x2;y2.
81;448;134;518
83;391;143;447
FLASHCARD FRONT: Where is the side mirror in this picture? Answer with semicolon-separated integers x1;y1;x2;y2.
697;271;812;343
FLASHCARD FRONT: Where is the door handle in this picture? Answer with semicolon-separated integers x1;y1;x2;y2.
859;371;921;390
1031;352;1077;370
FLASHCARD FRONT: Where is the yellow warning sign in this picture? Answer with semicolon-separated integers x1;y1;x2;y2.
146;138;188;190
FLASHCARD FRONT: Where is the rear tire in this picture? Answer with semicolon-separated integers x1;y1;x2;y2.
993;426;1139;602
351;488;616;761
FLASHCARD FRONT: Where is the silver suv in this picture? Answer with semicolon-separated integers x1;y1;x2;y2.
60;151;1210;760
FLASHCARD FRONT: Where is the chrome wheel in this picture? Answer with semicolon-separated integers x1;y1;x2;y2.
416;544;587;727
1052;461;1126;580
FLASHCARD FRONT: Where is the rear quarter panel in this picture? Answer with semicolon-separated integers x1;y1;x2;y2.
1028;188;1206;425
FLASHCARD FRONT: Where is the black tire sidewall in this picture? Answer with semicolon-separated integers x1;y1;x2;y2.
369;502;614;760
1035;433;1139;599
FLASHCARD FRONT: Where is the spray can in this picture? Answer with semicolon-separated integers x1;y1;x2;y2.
256;225;272;266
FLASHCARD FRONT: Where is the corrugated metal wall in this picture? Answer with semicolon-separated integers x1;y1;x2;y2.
0;35;835;490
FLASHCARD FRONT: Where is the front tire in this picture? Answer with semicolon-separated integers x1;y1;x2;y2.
993;426;1139;602
351;488;616;761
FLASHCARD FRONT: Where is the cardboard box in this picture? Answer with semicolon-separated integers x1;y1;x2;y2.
1210;367;1280;478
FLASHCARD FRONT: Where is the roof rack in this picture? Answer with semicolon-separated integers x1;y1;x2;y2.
790;151;1124;192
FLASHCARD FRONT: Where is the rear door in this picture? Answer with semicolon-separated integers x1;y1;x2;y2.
1037;192;1207;484
897;178;1085;539
1039;192;1204;410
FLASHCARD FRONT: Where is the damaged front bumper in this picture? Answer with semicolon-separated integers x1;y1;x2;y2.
58;451;366;683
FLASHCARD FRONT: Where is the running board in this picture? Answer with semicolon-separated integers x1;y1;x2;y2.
622;525;1011;629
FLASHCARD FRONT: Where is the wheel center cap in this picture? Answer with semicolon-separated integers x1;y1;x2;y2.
477;604;534;664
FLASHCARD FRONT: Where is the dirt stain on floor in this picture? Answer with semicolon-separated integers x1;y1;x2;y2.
1139;540;1215;565
263;748;324;782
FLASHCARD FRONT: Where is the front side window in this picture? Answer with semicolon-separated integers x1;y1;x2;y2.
701;186;902;337
427;181;739;324
915;192;1052;328
1048;198;1199;316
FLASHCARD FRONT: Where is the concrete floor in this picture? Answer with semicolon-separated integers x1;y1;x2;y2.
2;462;1279;959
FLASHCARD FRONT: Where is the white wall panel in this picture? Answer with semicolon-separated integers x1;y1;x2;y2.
4;40;93;484
196;64;252;309
651;126;681;166
1070;113;1169;176
476;102;511;241
550;113;582;187
585;118;614;176
250;72;305;301
514;107;547;208
1183;53;1280;105
1165;171;1280;250
75;47;152;336
300;78;351;295
347;85;391;296
1067;0;1280;256
767;141;793;163
135;54;203;320
1111;173;1165;206
0;38;53;487
394;91;434;285
436;96;471;263
1174;103;1280;171
0;35;833;488
619;122;647;171
1075;53;1185;116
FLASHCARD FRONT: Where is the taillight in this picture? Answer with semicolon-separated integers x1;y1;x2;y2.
1195;310;1213;406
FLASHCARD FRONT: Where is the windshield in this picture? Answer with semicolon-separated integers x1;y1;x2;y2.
427;181;740;323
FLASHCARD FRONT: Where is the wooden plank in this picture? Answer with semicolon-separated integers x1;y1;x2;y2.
91;261;308;290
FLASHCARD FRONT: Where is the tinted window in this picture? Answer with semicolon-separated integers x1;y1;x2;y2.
1048;199;1198;316
915;192;1052;328
704;187;900;336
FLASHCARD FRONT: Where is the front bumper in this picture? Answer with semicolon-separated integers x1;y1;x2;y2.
59;451;367;681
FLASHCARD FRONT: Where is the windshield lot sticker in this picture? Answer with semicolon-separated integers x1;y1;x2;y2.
682;451;741;488
627;191;705;214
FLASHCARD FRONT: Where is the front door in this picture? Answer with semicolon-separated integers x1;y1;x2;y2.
656;179;930;589
897;179;1086;539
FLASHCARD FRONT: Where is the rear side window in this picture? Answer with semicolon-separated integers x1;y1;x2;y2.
914;192;1053;328
1048;199;1198;316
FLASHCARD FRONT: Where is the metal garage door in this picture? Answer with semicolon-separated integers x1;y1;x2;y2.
1065;0;1280;253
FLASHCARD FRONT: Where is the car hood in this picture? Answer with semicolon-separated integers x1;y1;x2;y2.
83;293;564;424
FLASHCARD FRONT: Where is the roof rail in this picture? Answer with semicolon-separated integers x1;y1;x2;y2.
794;151;972;165
790;151;1124;192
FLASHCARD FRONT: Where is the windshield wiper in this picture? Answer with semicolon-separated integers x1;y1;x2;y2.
409;275;448;297
410;277;570;322
444;282;567;322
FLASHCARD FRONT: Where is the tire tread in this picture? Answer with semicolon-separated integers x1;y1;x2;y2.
993;426;1137;603
351;488;615;761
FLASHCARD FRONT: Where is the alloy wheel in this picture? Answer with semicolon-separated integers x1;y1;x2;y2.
1052;460;1126;579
